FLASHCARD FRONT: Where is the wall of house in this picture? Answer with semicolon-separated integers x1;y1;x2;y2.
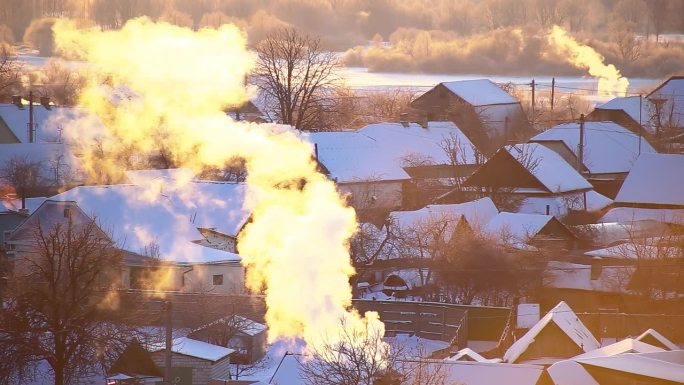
339;180;403;210
515;323;584;363
183;262;245;294
151;352;231;385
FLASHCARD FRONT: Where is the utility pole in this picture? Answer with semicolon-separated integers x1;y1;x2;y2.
164;301;173;385
550;77;555;111
28;90;34;143
577;114;585;173
530;79;536;129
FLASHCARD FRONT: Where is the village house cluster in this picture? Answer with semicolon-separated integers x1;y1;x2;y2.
1;76;683;384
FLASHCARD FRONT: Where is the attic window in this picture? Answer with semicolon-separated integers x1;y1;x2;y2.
213;274;224;285
63;208;71;218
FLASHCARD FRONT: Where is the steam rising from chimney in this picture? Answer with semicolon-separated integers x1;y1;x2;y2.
547;25;629;97
52;18;385;355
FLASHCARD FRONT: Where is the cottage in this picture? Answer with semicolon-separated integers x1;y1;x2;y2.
410;79;529;153
503;301;600;364
530;121;656;198
600;153;684;226
149;337;235;385
189;315;267;364
465;143;612;216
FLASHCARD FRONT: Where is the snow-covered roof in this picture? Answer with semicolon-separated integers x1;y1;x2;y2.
599;207;684;226
390;197;498;231
149;337;234;362
441;79;519;106
545;261;633;293
547;359;600;385
306;131;410;182
531;121;655;174
383;268;430;290
358;121;480;166
584;241;682;260
124;168;195;184
484;212;554;246
595;96;655;132
636;329;680;351
0;103;101;143
46;183;245;264
446;348;498;363
192;315;266;337
504;301;599;363
506;143;592;193
573;338;665;360
517;190;612;217
434;360;544;385
614;153;684;207
576;351;684;383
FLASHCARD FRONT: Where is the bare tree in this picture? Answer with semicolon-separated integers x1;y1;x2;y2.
0;218;140;385
254;27;340;131
0;154;43;210
0;43;21;100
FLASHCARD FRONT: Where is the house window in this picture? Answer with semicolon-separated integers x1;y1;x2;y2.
213;274;224;285
63;208;71;218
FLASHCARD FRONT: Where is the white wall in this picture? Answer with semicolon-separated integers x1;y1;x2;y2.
182;262;245;294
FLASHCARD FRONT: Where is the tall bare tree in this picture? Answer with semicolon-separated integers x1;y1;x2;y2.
0;218;139;385
254;27;340;131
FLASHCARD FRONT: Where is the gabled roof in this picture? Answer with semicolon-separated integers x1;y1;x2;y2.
306;131;410;182
507;143;592;193
531;121;656;174
358;121;480;166
503;301;599;363
614;153;684;207
636;329;680;351
594;96;654;131
573;338;665;360
484;212;574;247
149;337;234;362
440;79;520;106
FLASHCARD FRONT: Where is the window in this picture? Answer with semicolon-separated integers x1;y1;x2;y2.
213;274;224;285
63;208;71;218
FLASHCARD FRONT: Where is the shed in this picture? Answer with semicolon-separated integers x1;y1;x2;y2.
149;337;235;385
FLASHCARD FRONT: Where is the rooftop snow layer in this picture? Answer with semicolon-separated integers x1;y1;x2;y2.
574;339;665;360
441;79;519;106
359;121;480;165
306;131;410;182
149;337;234;362
47;183;244;264
614;153;684;207
595;96;655;132
531;121;655;174
503;301;599;363
506;143;592;193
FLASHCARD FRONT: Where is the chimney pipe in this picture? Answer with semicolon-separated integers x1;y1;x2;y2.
314;143;319;159
545;205;550;215
40;96;51;110
12;95;23;108
399;112;409;127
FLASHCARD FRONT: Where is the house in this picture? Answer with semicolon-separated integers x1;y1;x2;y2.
306;131;410;211
148;337;235;385
503;301;600;364
189;315;267;364
600;153;684;226
225;100;268;123
410;79;529;153
464;143;612;217
530;121;656;198
483;212;578;249
635;328;680;351
548;350;684;385
587;96;654;137
4;181;249;294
